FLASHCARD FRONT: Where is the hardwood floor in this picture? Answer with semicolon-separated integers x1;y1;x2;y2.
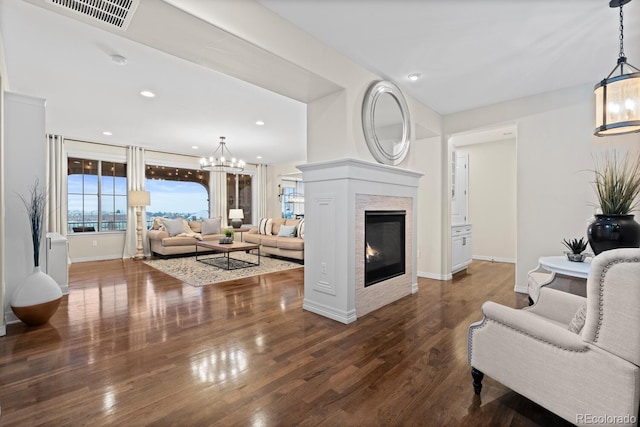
0;259;572;426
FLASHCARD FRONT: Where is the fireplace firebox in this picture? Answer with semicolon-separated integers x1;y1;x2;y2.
364;210;406;287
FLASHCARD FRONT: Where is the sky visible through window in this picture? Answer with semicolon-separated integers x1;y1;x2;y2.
145;179;209;220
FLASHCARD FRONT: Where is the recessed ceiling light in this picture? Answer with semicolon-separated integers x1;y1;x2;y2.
192;146;199;149
256;156;263;159
408;73;421;81
140;90;155;98
256;120;265;126
102;131;112;136
110;54;128;65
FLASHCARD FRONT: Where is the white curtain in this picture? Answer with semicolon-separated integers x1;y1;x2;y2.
212;171;227;225
123;146;148;258
46;134;67;235
254;164;268;220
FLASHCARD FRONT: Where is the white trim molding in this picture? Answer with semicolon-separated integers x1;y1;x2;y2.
472;255;516;264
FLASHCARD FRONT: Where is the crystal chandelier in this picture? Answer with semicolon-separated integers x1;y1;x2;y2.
594;0;640;136
200;136;245;173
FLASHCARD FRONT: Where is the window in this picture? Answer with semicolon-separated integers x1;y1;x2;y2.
68;158;127;232
145;165;210;225
280;178;304;219
226;173;253;225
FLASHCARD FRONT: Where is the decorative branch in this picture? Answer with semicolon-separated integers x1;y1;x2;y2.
18;179;47;268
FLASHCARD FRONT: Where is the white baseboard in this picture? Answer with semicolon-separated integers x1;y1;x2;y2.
418;271;452;281
303;300;357;324
0;324;5;336
514;284;528;294
5;312;18;325
411;282;418;293
70;254;122;263
473;255;516;264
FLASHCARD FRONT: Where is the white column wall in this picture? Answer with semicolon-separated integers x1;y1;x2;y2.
299;159;422;324
0;30;7;334
4;92;46;324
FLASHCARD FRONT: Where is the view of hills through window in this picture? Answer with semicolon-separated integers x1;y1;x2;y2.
145;165;210;227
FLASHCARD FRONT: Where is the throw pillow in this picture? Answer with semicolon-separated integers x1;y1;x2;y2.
568;302;587;334
162;217;187;237
201;217;222;235
296;218;305;239
286;218;300;228
151;216;165;230
258;218;273;235
188;221;202;233
271;218;286;235
277;225;296;238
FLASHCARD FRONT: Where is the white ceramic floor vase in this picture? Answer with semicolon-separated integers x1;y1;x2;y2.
11;266;62;326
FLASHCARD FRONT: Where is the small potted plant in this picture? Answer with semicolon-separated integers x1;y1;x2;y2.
562;237;588;262
220;228;234;244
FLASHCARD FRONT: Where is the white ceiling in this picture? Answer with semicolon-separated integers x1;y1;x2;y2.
1;0;638;161
259;0;640;115
0;0;307;165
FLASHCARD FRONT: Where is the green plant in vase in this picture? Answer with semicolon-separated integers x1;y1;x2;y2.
220;228;234;244
587;151;640;255
562;237;588;262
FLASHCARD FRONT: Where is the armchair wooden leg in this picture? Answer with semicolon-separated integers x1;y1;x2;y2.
471;367;484;395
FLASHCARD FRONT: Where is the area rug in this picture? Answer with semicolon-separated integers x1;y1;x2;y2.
143;253;303;287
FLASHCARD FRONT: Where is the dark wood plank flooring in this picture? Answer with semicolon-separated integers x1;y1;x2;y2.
0;259;572;426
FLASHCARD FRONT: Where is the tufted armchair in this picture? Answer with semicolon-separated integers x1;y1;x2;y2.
468;248;640;425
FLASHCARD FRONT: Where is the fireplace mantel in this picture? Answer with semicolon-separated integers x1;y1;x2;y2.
297;158;422;324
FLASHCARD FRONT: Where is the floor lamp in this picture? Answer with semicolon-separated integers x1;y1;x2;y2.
129;190;150;260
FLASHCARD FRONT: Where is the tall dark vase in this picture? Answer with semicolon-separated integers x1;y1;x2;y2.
587;214;640;255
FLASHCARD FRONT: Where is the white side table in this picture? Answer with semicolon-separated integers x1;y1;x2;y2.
538;255;592;279
527;255;592;304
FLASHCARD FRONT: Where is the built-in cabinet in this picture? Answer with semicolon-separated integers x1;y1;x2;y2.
451;151;473;273
46;232;69;295
452;224;473;273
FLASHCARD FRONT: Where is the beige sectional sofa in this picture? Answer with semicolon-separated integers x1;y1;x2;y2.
147;218;225;257
244;218;304;261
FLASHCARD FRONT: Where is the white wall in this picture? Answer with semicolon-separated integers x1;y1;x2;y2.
4;92;46;324
443;83;639;292
458;139;516;263
0;31;7;334
407;136;446;279
68;233;126;263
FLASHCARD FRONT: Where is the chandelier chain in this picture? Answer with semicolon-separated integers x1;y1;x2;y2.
619;3;625;58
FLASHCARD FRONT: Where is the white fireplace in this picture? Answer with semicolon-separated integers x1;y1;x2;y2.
297;158;423;324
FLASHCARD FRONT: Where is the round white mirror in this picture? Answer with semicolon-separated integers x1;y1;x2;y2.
362;80;411;165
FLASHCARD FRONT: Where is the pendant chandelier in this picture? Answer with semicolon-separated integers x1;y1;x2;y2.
200;136;245;173
594;0;640;136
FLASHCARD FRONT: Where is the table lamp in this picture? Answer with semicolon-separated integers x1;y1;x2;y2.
229;209;244;229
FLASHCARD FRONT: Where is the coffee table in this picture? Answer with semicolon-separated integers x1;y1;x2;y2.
195;241;260;270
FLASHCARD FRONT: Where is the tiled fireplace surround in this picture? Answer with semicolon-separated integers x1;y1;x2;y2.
298;159;422;324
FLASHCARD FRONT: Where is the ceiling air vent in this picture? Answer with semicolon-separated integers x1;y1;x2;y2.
47;0;139;30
